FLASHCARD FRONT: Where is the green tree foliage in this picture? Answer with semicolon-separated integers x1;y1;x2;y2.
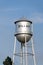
3;56;12;65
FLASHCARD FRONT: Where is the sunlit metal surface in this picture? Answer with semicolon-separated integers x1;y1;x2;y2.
14;20;32;43
15;21;31;34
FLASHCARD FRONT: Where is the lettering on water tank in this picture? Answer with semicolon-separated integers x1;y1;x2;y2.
26;25;30;27
18;25;23;27
18;25;30;28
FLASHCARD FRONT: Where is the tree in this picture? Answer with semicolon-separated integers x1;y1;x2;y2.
3;56;12;65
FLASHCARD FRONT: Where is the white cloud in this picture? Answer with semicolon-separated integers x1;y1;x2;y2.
30;13;43;23
0;8;43;24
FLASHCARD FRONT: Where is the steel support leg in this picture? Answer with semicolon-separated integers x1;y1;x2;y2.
31;37;36;65
31;23;36;65
21;44;23;65
13;36;16;65
25;36;28;65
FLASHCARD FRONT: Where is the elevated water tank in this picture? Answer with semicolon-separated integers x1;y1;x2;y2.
14;18;32;43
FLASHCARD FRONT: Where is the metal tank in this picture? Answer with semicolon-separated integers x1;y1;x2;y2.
14;19;32;43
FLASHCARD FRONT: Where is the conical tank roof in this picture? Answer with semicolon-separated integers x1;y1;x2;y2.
14;17;32;24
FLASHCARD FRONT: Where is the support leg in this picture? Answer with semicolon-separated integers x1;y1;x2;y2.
31;37;36;65
31;21;36;65
25;36;28;65
20;44;23;65
13;36;16;65
23;45;25;65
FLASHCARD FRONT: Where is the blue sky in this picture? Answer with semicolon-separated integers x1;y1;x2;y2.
0;0;43;65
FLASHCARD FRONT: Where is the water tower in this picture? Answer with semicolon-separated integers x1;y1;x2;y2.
13;18;36;65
